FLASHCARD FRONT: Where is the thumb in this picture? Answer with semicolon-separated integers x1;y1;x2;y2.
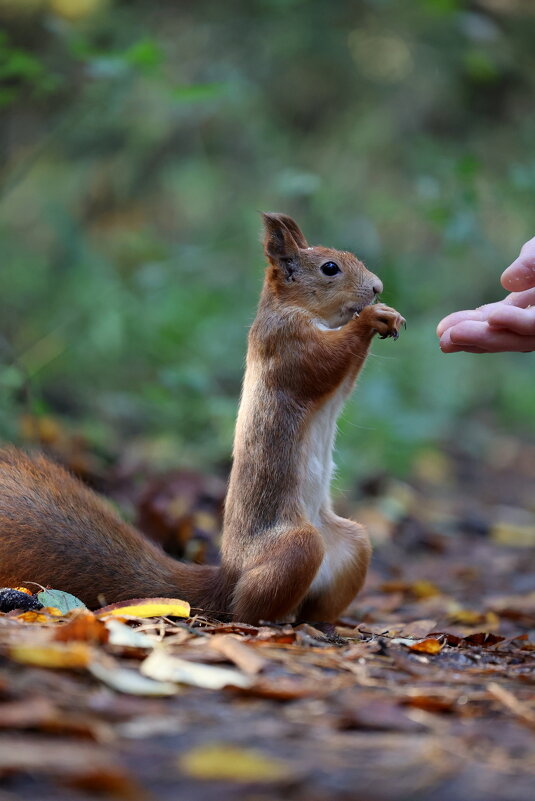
501;236;535;292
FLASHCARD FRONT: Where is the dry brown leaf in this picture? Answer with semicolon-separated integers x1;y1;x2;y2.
209;634;268;675
255;626;297;645
54;609;109;644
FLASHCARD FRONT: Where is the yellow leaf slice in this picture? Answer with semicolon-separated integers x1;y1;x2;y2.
178;743;294;783
97;598;190;619
9;642;91;669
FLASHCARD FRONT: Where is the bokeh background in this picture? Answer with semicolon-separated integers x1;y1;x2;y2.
1;0;534;489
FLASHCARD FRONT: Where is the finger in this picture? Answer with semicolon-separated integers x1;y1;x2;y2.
487;305;535;335
447;320;535;352
506;287;535;308
436;308;485;337
501;236;535;292
440;342;488;353
436;300;512;336
439;326;487;353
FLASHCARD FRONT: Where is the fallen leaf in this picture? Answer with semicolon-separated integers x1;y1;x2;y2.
408;638;443;654
66;768;145;800
410;580;442;600
430;631;462;647
89;659;178;696
209;634;268;675
141;648;252;689
54;610;109;644
37;589;86;615
105;619;155;649
448;609;489;626
97;597;190;619
9;642;91;669
401;693;457;714
17;607;63;623
255;627;297;645
461;632;505;648
379;580;441;599
178;743;295;783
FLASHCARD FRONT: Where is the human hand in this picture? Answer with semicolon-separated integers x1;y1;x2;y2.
501;235;535;292
437;237;535;353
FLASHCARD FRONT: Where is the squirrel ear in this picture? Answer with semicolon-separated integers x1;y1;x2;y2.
261;212;308;272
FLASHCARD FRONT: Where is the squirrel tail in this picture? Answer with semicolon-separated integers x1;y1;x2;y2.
0;447;226;612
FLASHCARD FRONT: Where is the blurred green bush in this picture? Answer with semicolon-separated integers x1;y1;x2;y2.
1;0;534;482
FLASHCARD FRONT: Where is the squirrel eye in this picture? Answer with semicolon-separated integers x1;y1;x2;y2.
320;261;341;277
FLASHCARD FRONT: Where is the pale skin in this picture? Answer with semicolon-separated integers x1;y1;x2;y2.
437;236;535;353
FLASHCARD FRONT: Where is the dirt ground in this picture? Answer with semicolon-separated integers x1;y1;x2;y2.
0;431;534;801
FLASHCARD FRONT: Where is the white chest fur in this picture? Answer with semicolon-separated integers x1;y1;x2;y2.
299;375;353;525
299;395;342;525
297;374;358;595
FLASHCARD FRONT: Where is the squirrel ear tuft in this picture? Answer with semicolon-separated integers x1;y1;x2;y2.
261;213;308;270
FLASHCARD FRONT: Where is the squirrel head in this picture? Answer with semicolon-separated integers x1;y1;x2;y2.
262;212;383;328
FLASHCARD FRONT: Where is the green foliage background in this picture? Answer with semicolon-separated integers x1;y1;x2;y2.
1;0;534;482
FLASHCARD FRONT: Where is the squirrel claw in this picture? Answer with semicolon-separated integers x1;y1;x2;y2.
380;329;399;340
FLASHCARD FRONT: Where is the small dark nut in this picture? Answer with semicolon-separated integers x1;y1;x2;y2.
0;588;43;613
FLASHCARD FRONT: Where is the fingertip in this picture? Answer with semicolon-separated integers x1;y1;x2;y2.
447;320;488;346
447;324;464;345
438;329;455;352
501;260;535;292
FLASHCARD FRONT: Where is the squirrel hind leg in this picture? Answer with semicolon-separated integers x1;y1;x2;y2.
230;525;324;625
298;520;371;623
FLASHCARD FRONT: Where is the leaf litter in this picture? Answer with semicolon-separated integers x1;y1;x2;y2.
0;438;534;800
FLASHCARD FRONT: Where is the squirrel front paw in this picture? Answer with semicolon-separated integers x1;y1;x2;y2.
355;303;406;340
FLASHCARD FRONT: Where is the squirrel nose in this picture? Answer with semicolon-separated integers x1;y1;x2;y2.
372;278;383;295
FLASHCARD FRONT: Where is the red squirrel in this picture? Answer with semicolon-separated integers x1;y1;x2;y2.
0;213;404;623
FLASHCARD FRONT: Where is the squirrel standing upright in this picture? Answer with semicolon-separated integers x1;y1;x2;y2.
0;213;404;623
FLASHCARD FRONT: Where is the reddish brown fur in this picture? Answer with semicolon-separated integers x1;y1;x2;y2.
0;448;223;611
222;214;404;623
0;214;404;623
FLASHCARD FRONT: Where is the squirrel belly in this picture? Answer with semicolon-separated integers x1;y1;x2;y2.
0;213;404;623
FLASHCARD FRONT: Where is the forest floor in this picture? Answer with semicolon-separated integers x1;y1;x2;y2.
0;427;534;801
